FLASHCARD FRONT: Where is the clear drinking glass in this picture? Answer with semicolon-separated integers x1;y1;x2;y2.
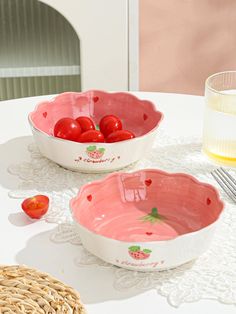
203;71;236;166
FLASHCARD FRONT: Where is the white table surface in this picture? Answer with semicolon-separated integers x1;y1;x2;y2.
0;92;234;314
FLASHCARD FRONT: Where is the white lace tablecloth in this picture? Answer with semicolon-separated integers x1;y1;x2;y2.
8;128;236;308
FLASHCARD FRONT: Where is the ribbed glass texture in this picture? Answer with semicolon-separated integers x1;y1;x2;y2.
0;0;81;100
203;71;236;165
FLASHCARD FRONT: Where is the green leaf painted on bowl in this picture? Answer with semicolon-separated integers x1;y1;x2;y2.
87;145;96;152
98;148;105;153
128;246;140;252
143;249;152;254
140;207;165;224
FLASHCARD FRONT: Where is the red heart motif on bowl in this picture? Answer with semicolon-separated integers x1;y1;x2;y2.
146;232;153;236
43;112;47;118
93;96;99;103
87;195;92;202
207;198;211;205
145;179;152;186
143;113;148;120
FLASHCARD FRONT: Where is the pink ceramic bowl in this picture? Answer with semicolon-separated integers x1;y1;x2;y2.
28;91;163;173
71;169;224;271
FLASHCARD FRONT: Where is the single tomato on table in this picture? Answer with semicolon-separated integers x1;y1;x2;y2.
106;130;135;143
76;116;95;133
54;118;81;141
78;130;105;143
21;195;49;219
99;115;122;137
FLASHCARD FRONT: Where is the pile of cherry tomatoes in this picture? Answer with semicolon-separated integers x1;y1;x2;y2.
53;115;135;143
22;116;136;219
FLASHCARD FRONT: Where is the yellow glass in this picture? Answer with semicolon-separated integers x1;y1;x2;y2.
203;71;236;166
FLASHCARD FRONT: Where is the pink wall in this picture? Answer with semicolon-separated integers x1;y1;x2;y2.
140;0;236;95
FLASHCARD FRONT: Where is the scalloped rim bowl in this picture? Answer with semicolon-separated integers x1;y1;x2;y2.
71;169;224;271
28;91;163;173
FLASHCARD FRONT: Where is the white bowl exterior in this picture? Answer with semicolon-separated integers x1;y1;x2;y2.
74;220;220;271
31;126;157;172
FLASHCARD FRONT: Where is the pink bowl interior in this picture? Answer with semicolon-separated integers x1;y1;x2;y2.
29;91;163;137
71;170;224;242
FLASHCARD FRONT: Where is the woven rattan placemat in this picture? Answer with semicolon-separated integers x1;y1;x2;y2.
0;265;86;313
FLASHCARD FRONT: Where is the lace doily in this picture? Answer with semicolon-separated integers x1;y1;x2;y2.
8;128;236;308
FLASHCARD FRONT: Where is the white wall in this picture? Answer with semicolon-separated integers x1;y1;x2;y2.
40;0;129;91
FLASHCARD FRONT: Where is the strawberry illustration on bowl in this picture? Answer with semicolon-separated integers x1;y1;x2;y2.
128;246;152;260
86;146;105;159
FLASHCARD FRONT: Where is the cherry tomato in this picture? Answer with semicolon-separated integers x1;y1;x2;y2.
76;116;95;133
99;115;122;137
106;130;135;143
78;130;105;143
54;118;81;141
21;195;49;219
